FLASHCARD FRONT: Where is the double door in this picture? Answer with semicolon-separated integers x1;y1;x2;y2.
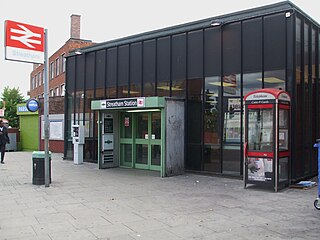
120;111;162;171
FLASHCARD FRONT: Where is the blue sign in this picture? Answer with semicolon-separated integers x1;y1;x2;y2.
17;105;29;113
26;98;40;112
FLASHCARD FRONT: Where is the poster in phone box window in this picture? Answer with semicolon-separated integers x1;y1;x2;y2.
248;158;273;181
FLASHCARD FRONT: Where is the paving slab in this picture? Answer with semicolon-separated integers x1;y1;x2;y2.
0;151;319;240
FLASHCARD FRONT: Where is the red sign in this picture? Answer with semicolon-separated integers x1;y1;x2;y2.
5;20;45;63
124;117;130;127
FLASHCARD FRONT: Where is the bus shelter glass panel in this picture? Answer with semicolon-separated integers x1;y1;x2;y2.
248;108;273;152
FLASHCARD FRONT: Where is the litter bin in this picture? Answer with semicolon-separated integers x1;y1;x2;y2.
32;151;52;185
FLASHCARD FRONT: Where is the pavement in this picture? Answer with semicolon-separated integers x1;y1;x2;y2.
0;151;319;240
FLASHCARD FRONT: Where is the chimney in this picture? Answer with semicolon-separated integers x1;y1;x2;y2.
70;14;81;39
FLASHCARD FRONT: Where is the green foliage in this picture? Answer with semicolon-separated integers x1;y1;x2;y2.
0;86;25;128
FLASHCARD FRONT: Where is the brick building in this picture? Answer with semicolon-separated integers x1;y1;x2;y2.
28;14;95;153
29;14;94;99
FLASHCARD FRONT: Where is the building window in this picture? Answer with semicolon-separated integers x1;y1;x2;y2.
118;45;130;98
62;53;66;72
38;72;41;86
222;22;241;175
60;84;65;96
50;62;54;79
50;89;54;96
55;58;60;76
35;74;38;88
55;87;59;96
263;13;286;90
31;77;35;90
42;70;44;84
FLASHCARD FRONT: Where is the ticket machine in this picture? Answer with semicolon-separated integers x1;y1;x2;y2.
101;114;114;163
72;124;85;165
244;88;290;192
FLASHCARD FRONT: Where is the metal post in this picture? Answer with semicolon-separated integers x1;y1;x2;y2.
316;139;320;198
43;29;50;187
275;103;278;192
318;142;320;198
98;112;101;169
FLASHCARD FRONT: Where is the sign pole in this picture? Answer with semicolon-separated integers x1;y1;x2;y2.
5;20;49;186
43;29;50;187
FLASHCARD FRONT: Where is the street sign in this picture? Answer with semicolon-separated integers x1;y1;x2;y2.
5;20;44;64
5;19;50;188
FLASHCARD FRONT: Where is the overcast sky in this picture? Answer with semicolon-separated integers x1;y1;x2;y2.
0;0;319;98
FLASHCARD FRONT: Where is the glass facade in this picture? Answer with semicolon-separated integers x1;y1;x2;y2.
294;14;319;179
65;3;320;180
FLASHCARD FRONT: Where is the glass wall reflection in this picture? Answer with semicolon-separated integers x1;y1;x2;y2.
204;76;221;172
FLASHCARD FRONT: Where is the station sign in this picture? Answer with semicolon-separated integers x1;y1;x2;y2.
5;20;44;64
100;97;145;109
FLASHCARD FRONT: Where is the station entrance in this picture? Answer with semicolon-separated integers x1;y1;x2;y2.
119;111;162;171
92;97;185;177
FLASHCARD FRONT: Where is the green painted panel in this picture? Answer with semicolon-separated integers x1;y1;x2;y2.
91;101;101;110
145;97;165;108
20;115;39;151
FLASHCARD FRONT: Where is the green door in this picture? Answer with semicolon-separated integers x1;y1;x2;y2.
120;111;161;171
120;113;134;167
20;115;39;151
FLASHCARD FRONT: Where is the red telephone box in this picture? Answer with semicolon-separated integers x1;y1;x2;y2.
244;88;290;192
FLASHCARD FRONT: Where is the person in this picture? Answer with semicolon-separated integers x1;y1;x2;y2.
0;120;10;164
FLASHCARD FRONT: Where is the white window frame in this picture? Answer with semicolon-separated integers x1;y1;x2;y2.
60;84;65;96
35;74;38;88
31;77;35;89
55;87;59;96
55;58;59;76
38;72;41;86
50;62;54;79
62;53;66;72
42;70;44;84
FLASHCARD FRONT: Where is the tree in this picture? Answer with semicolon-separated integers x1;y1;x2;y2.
0;86;25;128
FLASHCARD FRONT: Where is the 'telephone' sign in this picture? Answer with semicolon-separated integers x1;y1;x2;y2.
5;20;44;64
